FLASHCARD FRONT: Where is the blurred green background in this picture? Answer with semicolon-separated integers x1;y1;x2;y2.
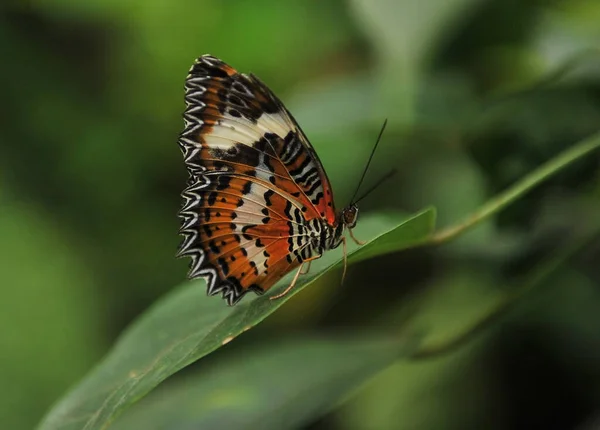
3;0;600;429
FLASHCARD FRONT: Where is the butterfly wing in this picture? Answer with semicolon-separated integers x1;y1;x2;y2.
177;55;336;305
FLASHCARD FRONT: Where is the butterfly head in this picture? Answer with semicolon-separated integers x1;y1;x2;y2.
341;204;359;229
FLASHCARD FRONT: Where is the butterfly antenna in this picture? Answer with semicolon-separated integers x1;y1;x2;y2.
354;168;397;204
350;119;388;204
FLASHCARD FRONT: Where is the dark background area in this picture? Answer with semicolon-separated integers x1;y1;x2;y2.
2;1;600;429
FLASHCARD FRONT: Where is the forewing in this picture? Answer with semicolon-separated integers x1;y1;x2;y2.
177;55;331;304
178;54;336;222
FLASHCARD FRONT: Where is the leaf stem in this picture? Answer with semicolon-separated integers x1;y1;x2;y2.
410;226;600;360
425;131;600;245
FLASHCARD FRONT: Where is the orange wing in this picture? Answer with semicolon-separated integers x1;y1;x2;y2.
179;55;337;222
177;55;336;304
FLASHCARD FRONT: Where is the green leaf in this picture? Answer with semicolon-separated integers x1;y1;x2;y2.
111;334;417;430
38;208;436;430
426;130;600;245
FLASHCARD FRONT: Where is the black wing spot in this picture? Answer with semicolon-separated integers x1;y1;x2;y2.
264;132;279;144
216;175;232;190
208;192;217;206
284;201;292;219
208;240;219;254
293;207;303;224
217;257;229;275
254;137;269;152
229;94;243;105
229;109;242;118
242;181;252;195
264;190;275;206
236;144;260;167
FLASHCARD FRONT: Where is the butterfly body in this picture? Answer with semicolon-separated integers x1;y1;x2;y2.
178;55;359;305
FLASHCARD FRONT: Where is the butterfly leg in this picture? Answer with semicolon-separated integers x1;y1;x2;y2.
300;261;312;275
270;256;320;301
341;236;348;285
348;228;367;246
269;264;304;301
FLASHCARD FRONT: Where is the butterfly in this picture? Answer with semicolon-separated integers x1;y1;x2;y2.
177;55;386;305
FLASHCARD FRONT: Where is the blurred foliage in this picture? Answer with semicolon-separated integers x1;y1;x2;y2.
2;0;600;429
38;210;436;430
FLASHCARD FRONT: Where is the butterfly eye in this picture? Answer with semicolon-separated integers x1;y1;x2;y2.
342;205;359;228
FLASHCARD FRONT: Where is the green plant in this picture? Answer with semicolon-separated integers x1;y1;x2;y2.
38;131;600;430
